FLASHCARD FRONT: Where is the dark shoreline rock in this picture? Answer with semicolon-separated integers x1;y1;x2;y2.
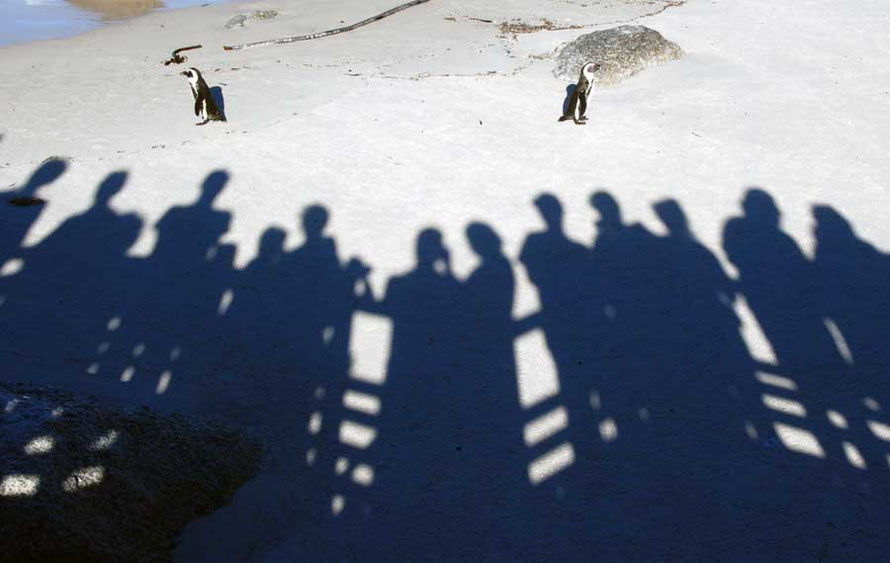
554;25;683;86
0;382;263;562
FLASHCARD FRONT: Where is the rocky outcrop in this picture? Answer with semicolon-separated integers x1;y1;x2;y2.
0;382;262;562
225;10;279;29
554;25;682;86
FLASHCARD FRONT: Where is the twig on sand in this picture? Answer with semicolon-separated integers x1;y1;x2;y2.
223;0;431;51
163;44;203;66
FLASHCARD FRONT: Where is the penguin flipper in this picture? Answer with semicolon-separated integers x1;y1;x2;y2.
194;91;205;118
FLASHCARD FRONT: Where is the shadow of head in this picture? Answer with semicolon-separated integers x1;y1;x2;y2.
94;171;128;205
258;227;287;257
742;188;780;228
416;228;448;270
467;222;503;260
198;170;229;206
22;158;67;196
590;190;623;234
813;204;855;244
654;198;690;237
534;193;563;230
302;204;329;240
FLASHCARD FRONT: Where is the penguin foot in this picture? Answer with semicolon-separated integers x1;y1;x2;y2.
579;116;588;121
196;120;209;126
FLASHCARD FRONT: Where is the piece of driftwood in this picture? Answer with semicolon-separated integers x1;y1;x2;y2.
8;196;46;207
163;44;203;65
223;0;431;51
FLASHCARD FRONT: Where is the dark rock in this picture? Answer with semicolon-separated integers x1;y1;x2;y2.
554;25;682;86
0;382;262;562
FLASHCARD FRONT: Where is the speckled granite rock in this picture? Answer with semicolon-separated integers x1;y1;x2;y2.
554;25;682;85
0;382;262;562
225;9;279;29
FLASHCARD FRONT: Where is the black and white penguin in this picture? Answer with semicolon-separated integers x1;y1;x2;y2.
559;61;600;125
181;67;226;125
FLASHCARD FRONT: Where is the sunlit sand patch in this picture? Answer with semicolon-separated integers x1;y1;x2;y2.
331;494;345;516
339;420;376;449
120;366;135;382
62;466;105;492
823;318;853;364
599;417;618;442
0;258;24;277
524;406;567;447
867;420;890;442
842;442;867;470
349;312;392;385
863;397;881;412
762;394;806;418
156;370;172;394
826;410;848;429
335;457;349;475
755;371;798;391
90;429;120;451
514;327;559;409
217;288;234;315
773;422;825;458
352;464;374;487
307;411;322;435
745;420;759;440
24;435;54;455
342;390;380;416
528;442;574;485
0;474;40;497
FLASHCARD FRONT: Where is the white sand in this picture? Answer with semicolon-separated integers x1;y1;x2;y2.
2;0;890;559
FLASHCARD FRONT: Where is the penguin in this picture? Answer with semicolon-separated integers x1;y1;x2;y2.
559;61;600;125
181;67;226;125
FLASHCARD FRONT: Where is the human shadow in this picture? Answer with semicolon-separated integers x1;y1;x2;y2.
355;228;465;556
723;188;847;386
3;162;890;561
0;157;66;266
1;171;142;389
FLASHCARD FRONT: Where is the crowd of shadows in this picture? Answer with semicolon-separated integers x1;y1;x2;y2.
2;160;890;561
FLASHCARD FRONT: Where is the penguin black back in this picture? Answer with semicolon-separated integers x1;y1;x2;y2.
181;67;226;125
559;61;600;125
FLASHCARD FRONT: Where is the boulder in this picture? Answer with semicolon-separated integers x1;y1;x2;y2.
0;382;262;562
225;10;279;29
554;25;682;86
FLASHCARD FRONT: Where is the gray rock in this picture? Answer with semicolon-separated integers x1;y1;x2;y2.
0;382;262;562
225;9;278;29
251;9;278;21
554;25;682;86
224;14;248;29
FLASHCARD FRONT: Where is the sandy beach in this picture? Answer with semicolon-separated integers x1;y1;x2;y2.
2;0;890;560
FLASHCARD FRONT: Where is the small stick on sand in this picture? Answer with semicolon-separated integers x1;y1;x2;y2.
163;44;203;66
223;0;431;51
